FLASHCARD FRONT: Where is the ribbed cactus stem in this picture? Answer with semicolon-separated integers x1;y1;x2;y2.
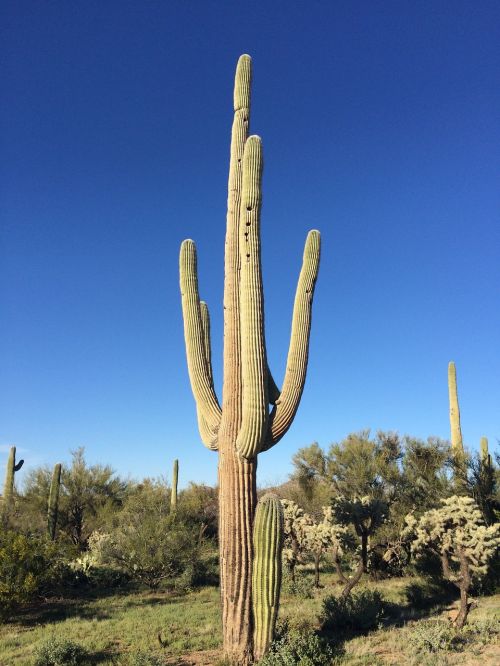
480;437;491;467
252;494;284;661
171;459;179;512
3;446;23;511
448;361;464;455
179;55;320;664
47;463;62;540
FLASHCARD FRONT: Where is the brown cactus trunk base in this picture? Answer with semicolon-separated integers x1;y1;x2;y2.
219;437;257;665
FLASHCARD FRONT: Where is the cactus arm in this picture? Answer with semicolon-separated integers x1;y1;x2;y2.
47;463;62;540
448;361;464;454
252;494;284;660
195;301;219;450
180;240;222;433
235;136;269;460
263;230;321;450
14;459;24;472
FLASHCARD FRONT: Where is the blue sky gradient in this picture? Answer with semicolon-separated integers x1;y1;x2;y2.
1;1;499;488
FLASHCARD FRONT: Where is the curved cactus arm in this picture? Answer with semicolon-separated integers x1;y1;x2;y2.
235;136;269;460
263;230;321;451
180;240;222;433
252;493;284;661
195;301;219;450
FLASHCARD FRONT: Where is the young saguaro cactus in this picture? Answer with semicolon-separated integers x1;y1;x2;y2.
448;361;464;455
179;55;321;664
2;446;24;514
480;437;491;467
47;463;62;540
252;494;284;661
171;459;179;513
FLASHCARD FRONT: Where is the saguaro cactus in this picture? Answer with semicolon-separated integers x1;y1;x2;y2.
180;55;320;663
2;446;24;513
480;437;491;467
171;459;179;512
448;361;464;455
47;463;62;540
252;494;284;661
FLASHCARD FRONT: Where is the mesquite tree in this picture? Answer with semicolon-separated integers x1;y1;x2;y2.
407;496;500;628
179;56;320;664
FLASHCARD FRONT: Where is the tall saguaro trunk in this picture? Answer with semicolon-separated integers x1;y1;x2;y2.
180;55;320;664
448;361;464;455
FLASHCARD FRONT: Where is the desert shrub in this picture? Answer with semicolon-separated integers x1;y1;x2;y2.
259;623;334;665
32;638;89;666
321;589;387;633
405;579;456;610
282;568;315;599
0;531;60;620
104;482;200;589
406;616;500;658
125;651;164;666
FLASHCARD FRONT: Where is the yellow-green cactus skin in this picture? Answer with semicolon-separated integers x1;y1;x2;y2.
47;463;62;540
448;361;464;455
179;55;320;664
171;459;179;512
252;494;284;661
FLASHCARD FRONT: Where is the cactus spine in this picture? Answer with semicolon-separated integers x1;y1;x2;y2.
252;494;284;661
480;437;491;467
448;361;464;455
2;446;24;514
180;55;320;664
47;463;62;540
171;459;178;512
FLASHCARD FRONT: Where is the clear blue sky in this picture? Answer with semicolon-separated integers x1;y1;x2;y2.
1;1;499;488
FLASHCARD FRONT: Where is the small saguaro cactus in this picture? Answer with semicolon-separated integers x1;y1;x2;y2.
252;494;284;661
179;55;320;663
448;361;464;455
2;446;24;513
480;437;491;467
171;459;179;513
47;463;62;540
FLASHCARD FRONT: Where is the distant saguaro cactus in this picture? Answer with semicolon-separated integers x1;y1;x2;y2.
179;55;320;663
480;437;491;467
2;446;24;515
171;459;178;513
252;494;284;661
47;463;62;540
448;361;464;455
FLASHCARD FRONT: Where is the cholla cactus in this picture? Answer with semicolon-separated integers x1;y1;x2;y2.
332;495;388;597
280;499;313;581
410;495;500;628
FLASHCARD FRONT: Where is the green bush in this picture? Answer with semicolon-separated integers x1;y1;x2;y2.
0;531;54;620
404;580;455;610
32;639;89;666
282;569;315;599
321;589;388;633
259;624;334;665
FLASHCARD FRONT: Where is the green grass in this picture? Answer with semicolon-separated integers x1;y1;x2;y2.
0;571;498;665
